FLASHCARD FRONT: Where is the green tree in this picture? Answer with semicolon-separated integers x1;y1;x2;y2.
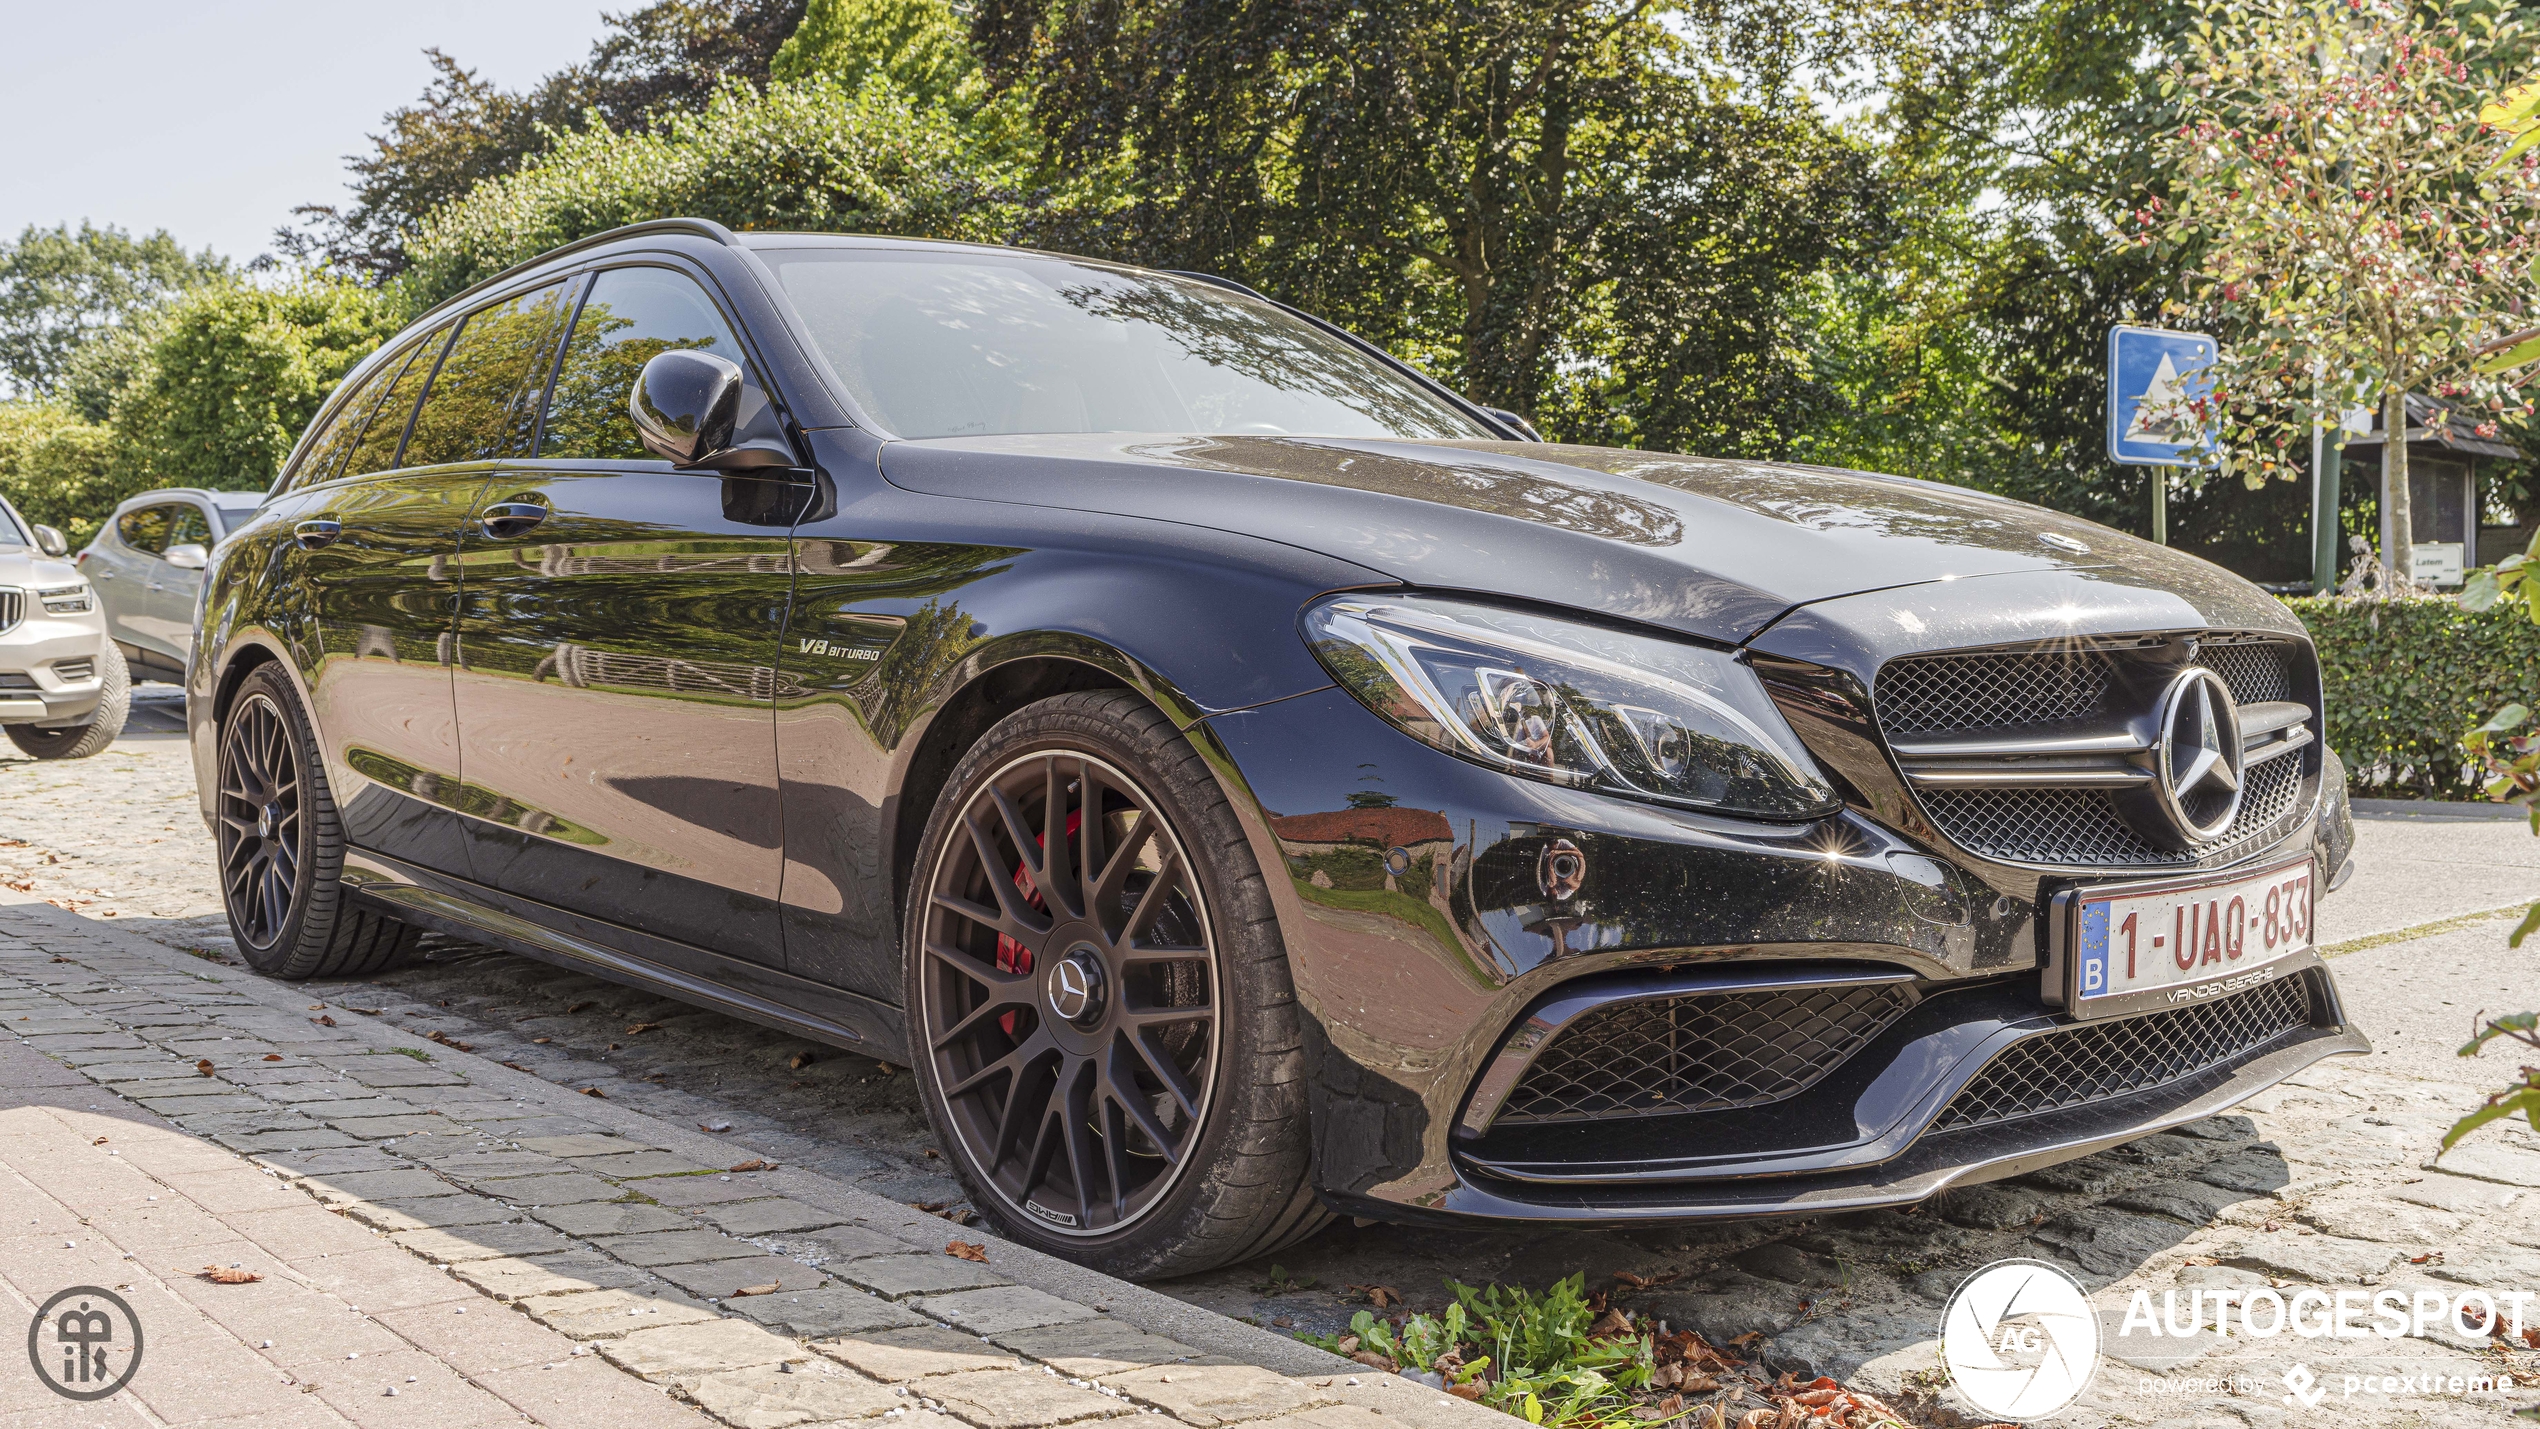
0;403;124;545
108;278;402;492
2147;0;2540;586
774;0;978;107
0;222;226;400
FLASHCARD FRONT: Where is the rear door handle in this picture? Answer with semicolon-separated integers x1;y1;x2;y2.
481;501;549;538
294;520;343;550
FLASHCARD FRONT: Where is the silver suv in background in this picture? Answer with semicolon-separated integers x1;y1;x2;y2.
0;494;125;759
78;489;263;681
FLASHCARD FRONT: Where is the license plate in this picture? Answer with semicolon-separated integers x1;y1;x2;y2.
2066;858;2313;1018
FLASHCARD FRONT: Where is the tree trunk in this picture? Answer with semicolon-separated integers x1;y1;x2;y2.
2382;386;2414;591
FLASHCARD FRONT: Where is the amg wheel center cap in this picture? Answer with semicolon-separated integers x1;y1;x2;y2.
1046;946;1108;1028
258;804;280;841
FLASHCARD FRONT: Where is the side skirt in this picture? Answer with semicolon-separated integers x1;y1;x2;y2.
341;847;906;1055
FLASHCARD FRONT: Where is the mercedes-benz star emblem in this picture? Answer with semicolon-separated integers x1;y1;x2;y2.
2154;666;2244;842
1046;948;1106;1027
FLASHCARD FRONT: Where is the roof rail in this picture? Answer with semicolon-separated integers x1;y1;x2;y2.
428;218;743;318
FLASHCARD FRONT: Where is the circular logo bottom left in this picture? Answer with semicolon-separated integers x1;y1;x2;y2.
29;1286;144;1401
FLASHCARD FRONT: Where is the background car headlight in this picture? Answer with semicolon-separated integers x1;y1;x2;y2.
1303;593;1841;819
37;583;93;614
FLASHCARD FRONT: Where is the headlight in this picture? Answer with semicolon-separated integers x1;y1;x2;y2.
37;583;92;614
1303;593;1840;819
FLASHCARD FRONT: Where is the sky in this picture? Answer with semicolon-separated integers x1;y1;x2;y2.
0;1;621;264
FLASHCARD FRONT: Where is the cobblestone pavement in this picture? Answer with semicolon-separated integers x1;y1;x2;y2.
8;689;2540;1425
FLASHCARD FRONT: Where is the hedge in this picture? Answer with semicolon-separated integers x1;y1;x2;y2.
2286;595;2540;800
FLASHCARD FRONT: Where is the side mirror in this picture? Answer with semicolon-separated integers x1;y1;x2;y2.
630;349;800;472
165;542;209;571
30;524;66;557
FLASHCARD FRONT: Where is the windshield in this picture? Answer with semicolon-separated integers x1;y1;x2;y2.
762;248;1490;442
0;496;31;549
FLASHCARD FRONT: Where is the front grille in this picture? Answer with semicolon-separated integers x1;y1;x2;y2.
1876;650;2114;736
1922;753;2305;868
2196;641;2293;705
1499;983;1917;1124
52;658;92;680
0;672;33;691
1932;974;2316;1131
0;589;21;634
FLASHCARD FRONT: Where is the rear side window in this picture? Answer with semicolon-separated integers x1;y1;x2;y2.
403;281;577;468
288;352;405;490
340;326;452;480
118;505;178;554
541;267;747;460
166;506;212;550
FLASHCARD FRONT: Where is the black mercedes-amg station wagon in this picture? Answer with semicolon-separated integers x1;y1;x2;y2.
188;218;2365;1277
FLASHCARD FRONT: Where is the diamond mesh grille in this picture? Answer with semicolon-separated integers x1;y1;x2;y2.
1499;983;1917;1124
1921;753;2304;868
2195;642;2294;705
1932;974;2316;1131
1875;650;2115;736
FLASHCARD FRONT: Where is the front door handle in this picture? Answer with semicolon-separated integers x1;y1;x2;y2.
481;502;548;538
294;520;343;550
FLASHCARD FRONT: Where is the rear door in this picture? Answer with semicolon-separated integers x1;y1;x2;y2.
95;504;182;668
140;501;215;661
453;263;804;967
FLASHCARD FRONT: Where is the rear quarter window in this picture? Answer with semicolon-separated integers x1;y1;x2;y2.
403;281;577;467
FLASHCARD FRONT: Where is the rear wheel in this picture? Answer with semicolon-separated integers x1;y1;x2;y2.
216;663;416;979
5;644;128;760
905;690;1328;1278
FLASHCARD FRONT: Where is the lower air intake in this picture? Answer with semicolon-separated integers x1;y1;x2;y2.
1499;982;1917;1124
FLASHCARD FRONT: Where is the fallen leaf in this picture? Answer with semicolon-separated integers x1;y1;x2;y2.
425;1030;472;1052
946;1240;988;1263
1446;1384;1485;1401
566;1000;594;1014
312;1015;336;1027
308;1004;325;1011
1726;1332;1766;1352
700;1120;732;1133
789;1051;816;1070
501;1061;530;1072
1337;1335;1360;1355
605;1042;621;1051
2410;1251;2445;1265
199;1266;262;1284
1346;1283;1402;1309
1589;1308;1635;1339
626;1022;661;1035
1348;1350;1399;1373
875;1062;896;1075
1614;1270;1682;1291
349;1007;382;1016
2182;1255;2219;1267
730;1283;780;1297
580;1087;607;1098
91;1136;107;1145
1680;1376;1719;1394
728;1159;771;1173
262;1053;283;1062
533;1037;552;1044
194;1059;215;1077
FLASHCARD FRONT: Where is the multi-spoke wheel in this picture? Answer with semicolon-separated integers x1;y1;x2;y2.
905;690;1326;1277
214;664;418;978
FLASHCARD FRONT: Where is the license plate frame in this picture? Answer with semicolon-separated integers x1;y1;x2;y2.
2051;856;2316;1021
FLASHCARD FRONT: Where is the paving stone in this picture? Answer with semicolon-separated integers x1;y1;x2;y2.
254;1146;413;1179
583;1151;717;1178
522;1285;723;1340
2033;1208;2194;1279
913;1287;1098;1337
815;1324;1018;1381
598;1318;812;1381
837;1254;1011;1300
75;1059;189;1081
303;1168;459;1204
332;1113;473;1140
644;1175;783;1207
684;1363;902;1428
652;1255;830;1300
1935;1183;2064;1231
450;1248;657;1301
2224;1234;2403;1284
469;1171;626;1205
285;1096;418;1119
923;1368;1138;1428
533;1201;697;1238
392;1221;576;1262
1105;1362;1338;1426
419;1149;568;1177
2194;1149;2297;1197
211;1127;362;1152
991;1321;1200;1378
1643;1282;1808;1344
2108;1178;2259;1226
1732;1243;1841;1286
341;1057;469;1087
595;1229;765;1267
126;1092;269;1113
98;1076;240;1098
792;1224;915;1263
696;1199;849;1238
510;1133;650;1157
2390;1174;2524;1214
2428;1142;2540;1189
727;1286;927;1338
1247;1407;1394;1429
344;1195;528;1232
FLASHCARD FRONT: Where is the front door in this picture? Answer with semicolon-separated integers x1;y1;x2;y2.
452;264;803;966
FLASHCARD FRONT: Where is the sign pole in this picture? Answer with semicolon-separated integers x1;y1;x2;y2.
2310;403;2337;595
2152;466;2168;546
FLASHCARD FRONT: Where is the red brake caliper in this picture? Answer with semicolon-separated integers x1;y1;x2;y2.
995;810;1081;1036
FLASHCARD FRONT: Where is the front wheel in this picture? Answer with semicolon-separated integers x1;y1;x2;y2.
4;643;128;760
904;690;1328;1279
215;663;417;979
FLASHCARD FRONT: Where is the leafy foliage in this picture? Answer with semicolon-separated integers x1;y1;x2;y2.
0;222;226;402
2286;594;2540;798
0;402;125;546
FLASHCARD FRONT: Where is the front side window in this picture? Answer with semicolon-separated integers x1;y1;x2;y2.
340;326;452;480
541;267;747;461
165;505;213;551
404;281;578;468
761;248;1490;442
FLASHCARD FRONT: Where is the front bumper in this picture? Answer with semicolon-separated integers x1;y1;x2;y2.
1193;681;2362;1227
0;608;107;726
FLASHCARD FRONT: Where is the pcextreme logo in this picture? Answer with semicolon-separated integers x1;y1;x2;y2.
1939;1259;2103;1421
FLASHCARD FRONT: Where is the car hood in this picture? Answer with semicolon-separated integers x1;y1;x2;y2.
0;547;80;591
878;434;2251;645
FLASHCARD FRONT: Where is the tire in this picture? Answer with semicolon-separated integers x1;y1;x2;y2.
214;663;417;979
5;643;129;760
903;690;1329;1279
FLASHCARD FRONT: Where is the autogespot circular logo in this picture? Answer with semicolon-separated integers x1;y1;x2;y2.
1939;1259;2102;1421
27;1285;144;1402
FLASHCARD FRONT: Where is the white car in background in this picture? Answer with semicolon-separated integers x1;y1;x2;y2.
77;488;265;681
0;493;125;759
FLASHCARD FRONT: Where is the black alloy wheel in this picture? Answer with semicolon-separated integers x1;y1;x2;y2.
918;747;1220;1238
217;691;303;949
